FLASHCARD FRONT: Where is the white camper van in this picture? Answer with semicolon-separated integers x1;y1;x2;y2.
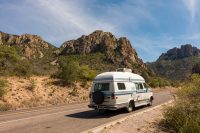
88;69;153;113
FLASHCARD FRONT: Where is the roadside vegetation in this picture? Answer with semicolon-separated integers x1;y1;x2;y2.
53;57;96;85
0;78;10;111
0;46;32;77
0;78;8;97
162;74;200;132
148;77;171;88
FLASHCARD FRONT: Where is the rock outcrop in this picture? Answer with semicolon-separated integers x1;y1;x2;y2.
158;44;200;61
148;44;200;81
0;31;55;59
60;30;146;71
0;30;148;75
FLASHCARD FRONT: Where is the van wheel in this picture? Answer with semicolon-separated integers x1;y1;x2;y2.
126;101;134;113
147;98;153;106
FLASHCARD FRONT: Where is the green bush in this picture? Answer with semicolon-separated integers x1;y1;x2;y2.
149;77;171;88
54;59;96;85
0;46;33;77
0;79;8;97
163;74;200;132
79;65;96;81
13;60;33;77
56;60;80;84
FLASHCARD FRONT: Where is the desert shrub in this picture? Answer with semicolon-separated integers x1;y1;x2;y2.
162;74;200;132
149;77;171;88
0;46;33;77
141;70;150;83
13;60;33;77
53;59;96;85
192;63;200;74
79;65;96;80
0;102;11;111
0;79;8;97
26;79;36;92
55;60;80;85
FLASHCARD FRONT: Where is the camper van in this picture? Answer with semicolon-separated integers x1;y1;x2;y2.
88;68;153;113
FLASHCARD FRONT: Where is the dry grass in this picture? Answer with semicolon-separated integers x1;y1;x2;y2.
0;76;91;110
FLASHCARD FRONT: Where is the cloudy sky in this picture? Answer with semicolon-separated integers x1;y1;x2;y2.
0;0;200;62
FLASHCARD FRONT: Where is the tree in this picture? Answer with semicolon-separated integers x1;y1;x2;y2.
192;63;200;74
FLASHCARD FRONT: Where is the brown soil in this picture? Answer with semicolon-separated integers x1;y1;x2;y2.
0;76;91;110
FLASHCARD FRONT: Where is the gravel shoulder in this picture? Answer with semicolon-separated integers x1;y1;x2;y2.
99;104;171;133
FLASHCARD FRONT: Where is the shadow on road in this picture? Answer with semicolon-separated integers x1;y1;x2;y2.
66;106;147;119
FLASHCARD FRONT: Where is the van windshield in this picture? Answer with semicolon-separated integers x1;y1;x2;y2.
94;83;109;91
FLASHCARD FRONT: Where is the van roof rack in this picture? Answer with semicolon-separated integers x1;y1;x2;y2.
116;68;132;72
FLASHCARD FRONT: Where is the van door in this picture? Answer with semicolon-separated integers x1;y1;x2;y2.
135;83;144;104
142;83;151;102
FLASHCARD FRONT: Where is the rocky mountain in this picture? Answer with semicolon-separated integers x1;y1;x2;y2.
148;44;200;81
158;44;200;61
0;30;147;75
0;31;56;59
0;31;58;75
60;30;147;73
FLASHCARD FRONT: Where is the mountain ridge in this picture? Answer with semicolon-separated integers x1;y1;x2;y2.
158;44;200;61
0;30;147;75
148;44;200;81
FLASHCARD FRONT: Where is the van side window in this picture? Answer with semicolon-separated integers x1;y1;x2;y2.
117;83;126;90
139;83;143;89
135;83;140;90
135;83;144;90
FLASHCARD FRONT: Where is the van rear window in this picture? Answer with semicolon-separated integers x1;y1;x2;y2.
94;83;109;91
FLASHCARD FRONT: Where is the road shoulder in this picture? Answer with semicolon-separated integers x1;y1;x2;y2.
83;100;173;133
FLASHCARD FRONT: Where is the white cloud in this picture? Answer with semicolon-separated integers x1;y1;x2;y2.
182;0;198;23
25;0;116;44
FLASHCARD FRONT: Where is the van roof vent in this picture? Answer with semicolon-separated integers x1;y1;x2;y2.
116;68;132;72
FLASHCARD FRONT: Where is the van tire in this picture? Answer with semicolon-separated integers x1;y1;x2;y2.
126;101;134;113
147;97;153;106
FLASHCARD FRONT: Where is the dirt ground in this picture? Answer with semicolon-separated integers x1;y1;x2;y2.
100;104;171;133
0;76;91;110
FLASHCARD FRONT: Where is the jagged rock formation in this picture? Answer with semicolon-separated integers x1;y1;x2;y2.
0;30;148;75
60;30;146;72
0;31;55;59
158;44;200;61
148;44;200;81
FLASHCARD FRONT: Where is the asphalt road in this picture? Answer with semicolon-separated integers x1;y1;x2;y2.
0;91;172;133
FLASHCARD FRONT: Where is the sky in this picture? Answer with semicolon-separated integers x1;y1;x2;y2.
0;0;200;62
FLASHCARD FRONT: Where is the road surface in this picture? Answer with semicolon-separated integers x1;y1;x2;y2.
0;91;172;133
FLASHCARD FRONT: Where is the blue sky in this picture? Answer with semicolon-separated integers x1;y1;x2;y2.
0;0;200;62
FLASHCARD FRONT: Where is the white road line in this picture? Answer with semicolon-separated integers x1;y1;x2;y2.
0;104;87;117
0;107;88;126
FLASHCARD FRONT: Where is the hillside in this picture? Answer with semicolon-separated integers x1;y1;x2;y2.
0;31;58;75
0;30;148;76
148;44;200;81
59;30;147;73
